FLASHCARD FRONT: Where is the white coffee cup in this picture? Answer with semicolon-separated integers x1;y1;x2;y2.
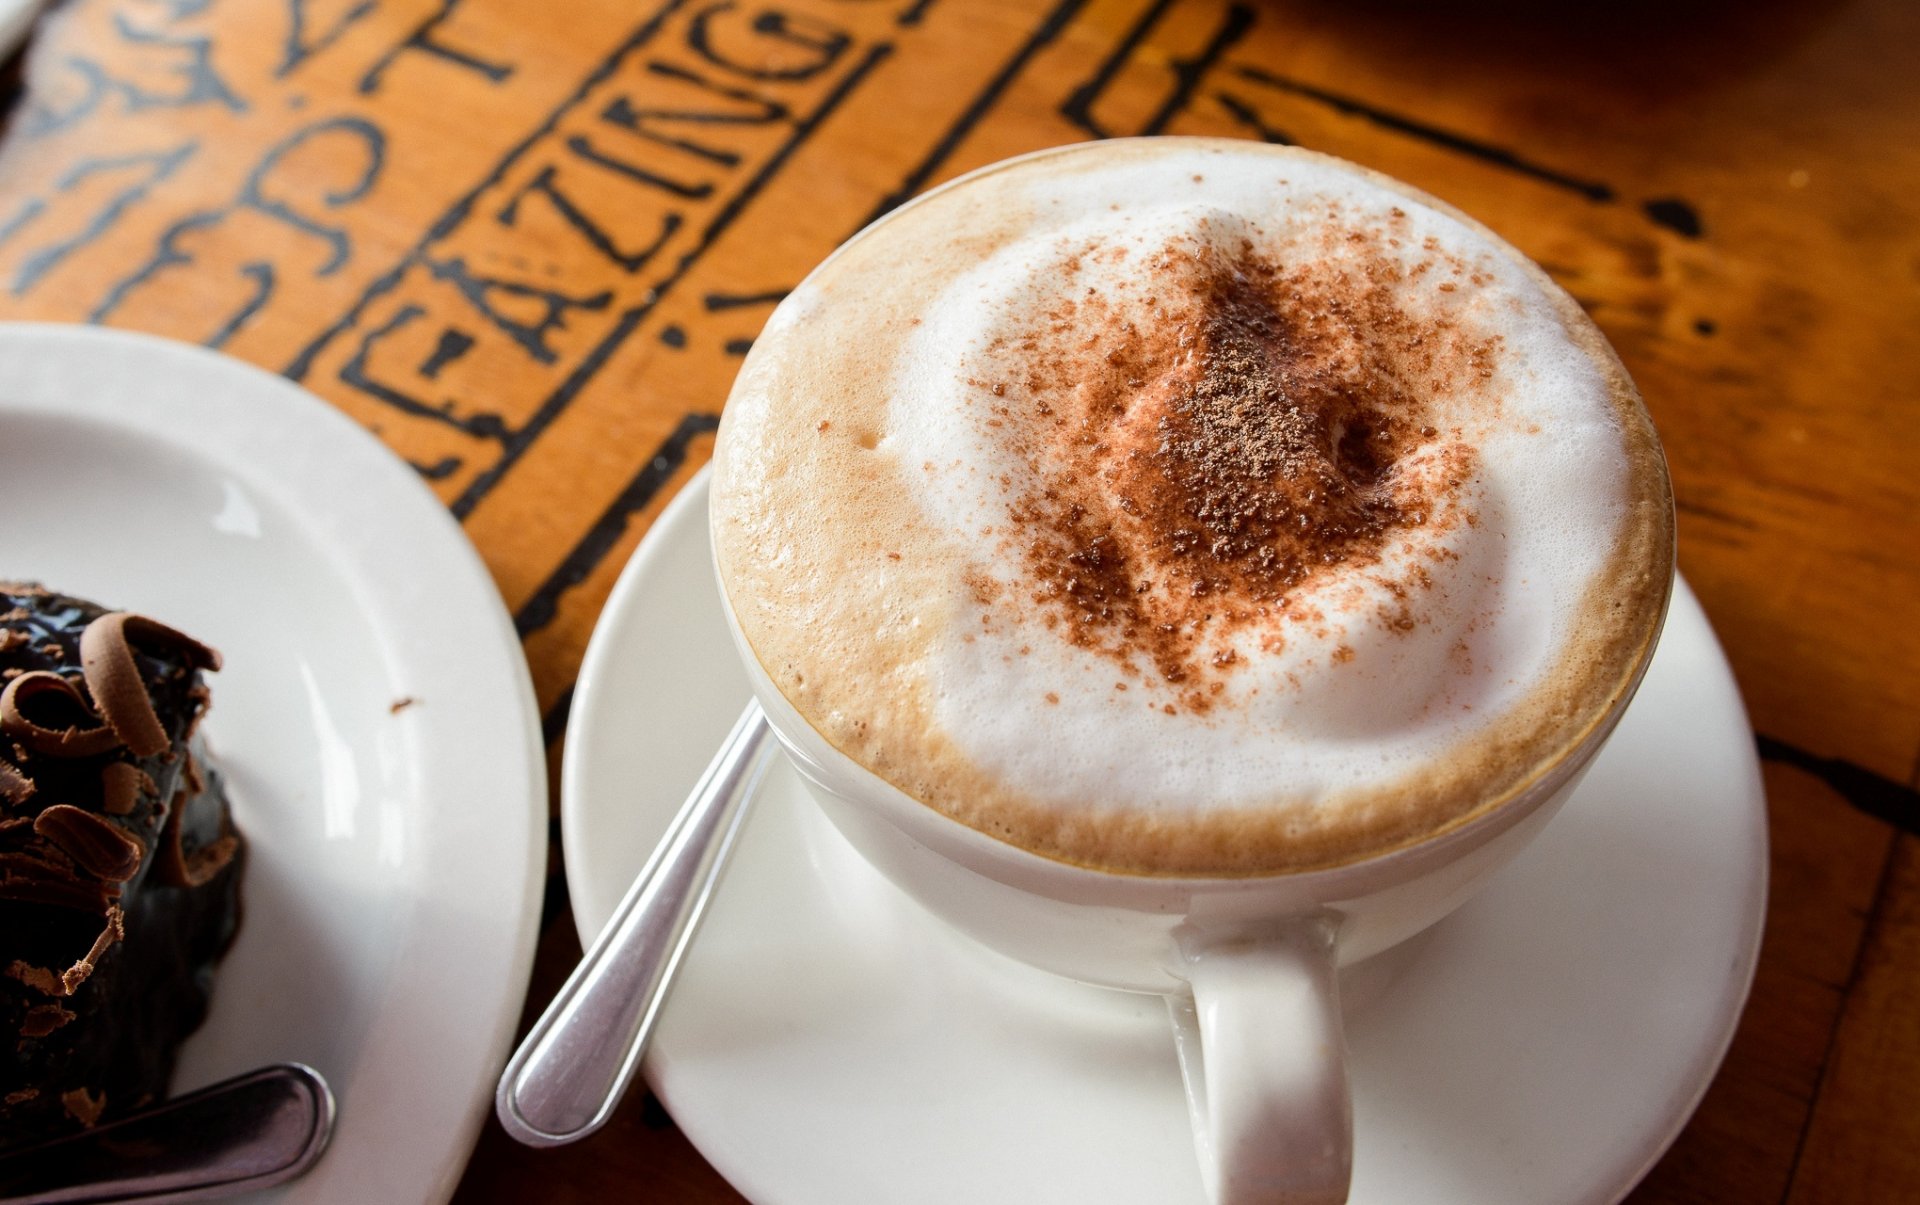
717;578;1664;1203
710;138;1673;1203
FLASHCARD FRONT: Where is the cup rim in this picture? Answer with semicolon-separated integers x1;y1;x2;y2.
712;136;1678;885
720;541;1671;896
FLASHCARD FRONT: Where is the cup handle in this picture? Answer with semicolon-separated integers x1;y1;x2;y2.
1168;915;1351;1205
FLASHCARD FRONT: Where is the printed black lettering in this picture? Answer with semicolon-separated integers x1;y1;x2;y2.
1060;0;1253;139
9;143;198;295
424;255;616;364
597;60;794;166
340;303;513;438
278;0;378;79
418;328;478;380
88;118;386;339
360;0;516;94
205;262;275;349
496;164;685;273
20;9;245;135
687;4;851;81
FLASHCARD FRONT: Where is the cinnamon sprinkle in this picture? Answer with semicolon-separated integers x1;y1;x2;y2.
986;226;1494;701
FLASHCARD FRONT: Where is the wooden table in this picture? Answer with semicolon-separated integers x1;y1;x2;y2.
1;0;1915;1200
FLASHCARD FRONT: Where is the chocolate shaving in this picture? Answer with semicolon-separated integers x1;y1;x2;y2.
60;907;123;996
0;672;119;758
184;682;211;741
0;845;124;915
19;1005;74;1039
0;874;113;913
154;774;242;889
32;806;144;882
79;613;220;760
0;848;75;876
60;1087;104;1127
0;758;31;807
4;962;62;997
98;762;152;816
2;911;131;998
156;800;240;889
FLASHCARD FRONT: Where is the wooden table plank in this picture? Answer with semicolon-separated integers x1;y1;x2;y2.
1627;765;1896;1204
1788;832;1920;1201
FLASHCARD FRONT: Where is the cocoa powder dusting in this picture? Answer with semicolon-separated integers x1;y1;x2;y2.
986;224;1491;701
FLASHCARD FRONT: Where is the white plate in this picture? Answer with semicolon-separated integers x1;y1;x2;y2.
565;470;1766;1205
0;324;546;1203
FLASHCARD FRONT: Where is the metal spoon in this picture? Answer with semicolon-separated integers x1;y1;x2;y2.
496;701;774;1147
0;1063;334;1204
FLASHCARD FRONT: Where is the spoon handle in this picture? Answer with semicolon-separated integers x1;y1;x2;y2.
496;700;775;1147
0;1063;334;1204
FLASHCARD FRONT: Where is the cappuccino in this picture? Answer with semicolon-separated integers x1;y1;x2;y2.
712;139;1671;876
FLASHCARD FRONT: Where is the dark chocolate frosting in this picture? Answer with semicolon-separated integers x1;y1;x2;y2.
0;583;243;1150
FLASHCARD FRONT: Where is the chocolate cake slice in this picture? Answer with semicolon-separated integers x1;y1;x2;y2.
0;583;243;1150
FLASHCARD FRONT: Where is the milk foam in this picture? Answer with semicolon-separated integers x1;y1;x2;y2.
712;140;1671;874
891;154;1624;810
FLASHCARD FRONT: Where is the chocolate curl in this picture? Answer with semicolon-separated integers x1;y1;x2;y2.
155;791;241;889
0;672;120;758
0;852;115;914
62;906;123;996
0;757;32;807
79;613;221;759
3;907;125;998
32;805;145;882
99;762;153;816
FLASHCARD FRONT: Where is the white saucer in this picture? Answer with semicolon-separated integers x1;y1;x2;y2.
0;324;546;1204
565;470;1767;1205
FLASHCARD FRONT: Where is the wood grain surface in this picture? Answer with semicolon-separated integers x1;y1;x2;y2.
1;0;1915;1200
